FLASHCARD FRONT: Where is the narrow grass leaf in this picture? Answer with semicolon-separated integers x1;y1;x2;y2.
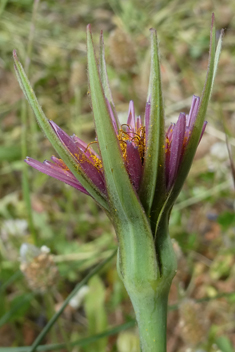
1;291;234;352
0;271;22;295
225;135;235;188
0;146;21;162
28;249;117;352
0;293;34;327
0;321;135;352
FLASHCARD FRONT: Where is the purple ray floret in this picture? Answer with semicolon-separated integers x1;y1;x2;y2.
25;157;89;194
24;99;146;196
50;120;106;194
186;95;200;129
126;141;143;190
167;113;186;191
25;92;206;198
165;95;207;191
136;116;142;130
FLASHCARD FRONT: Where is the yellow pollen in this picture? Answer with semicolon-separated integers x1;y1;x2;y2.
74;125;146;172
117;125;146;162
58;159;70;171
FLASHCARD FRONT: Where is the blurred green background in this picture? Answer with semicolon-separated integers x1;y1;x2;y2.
0;0;235;351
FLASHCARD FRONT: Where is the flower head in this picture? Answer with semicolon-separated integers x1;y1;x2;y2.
13;16;223;227
25;95;206;196
14;21;223;346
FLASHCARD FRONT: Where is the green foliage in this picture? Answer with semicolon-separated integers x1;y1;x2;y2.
0;0;234;350
215;336;234;352
0;293;33;327
218;211;235;230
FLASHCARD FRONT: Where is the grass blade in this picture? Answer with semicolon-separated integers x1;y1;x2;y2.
0;293;34;327
28;249;117;352
20;0;40;244
0;321;135;352
0;271;22;295
1;290;234;351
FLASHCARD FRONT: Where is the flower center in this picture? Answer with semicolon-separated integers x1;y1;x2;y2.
117;124;146;162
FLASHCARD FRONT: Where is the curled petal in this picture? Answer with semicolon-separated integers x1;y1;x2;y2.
126;141;143;190
25;157;89;194
167;113;186;191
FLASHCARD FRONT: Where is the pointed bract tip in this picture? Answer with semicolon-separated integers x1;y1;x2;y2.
87;24;91;32
13;49;18;60
149;28;156;34
100;30;104;43
211;13;215;28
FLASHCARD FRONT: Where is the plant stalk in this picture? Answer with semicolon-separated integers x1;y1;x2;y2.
116;214;176;352
130;289;169;352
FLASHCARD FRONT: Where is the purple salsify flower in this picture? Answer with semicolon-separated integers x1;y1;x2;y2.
25;95;207;197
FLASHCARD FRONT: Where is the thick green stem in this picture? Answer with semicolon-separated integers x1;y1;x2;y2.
130;290;169;352
116;215;176;352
